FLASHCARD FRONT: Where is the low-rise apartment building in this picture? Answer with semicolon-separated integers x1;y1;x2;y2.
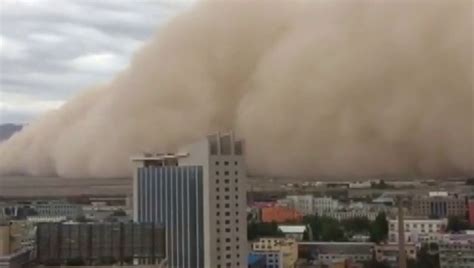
388;217;447;244
298;242;374;265
251;237;298;268
438;233;474;268
374;243;417;268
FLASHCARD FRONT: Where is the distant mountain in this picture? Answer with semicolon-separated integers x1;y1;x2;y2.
0;123;23;142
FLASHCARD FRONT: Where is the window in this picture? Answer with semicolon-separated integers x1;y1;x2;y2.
216;161;219;165
216;187;220;192
216;171;219;175
236;227;239;231
217;212;220;216
225;228;231;232
236;219;239;223
217;239;220;243
235;179;238;183
225;238;231;242
217;220;220;224
225;212;230;216
225;246;231;250
217;204;220;208
216;179;219;184
235;171;238;175
225;179;230;184
217;247;220;251
225;220;230;224
225;187;229;192
224;171;229;176
225;204;230;208
225;195;229;200
216;196;220;200
234;161;238;165
224;161;229;166
235;187;238;191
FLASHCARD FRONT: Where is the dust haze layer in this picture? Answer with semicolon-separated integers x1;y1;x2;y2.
0;0;472;179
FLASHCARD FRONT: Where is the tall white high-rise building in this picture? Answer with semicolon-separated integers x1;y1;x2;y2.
132;133;247;268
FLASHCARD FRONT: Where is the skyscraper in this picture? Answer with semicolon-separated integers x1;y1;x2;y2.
132;133;247;268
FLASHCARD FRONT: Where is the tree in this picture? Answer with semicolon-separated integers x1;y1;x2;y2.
364;260;391;268
447;216;470;232
111;209;127;216
303;215;347;242
466;178;474;185
65;257;86;266
370;212;388;243
247;221;284;240
341;217;371;235
417;244;440;268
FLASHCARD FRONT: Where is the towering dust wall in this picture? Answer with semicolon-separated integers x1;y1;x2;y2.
0;0;472;179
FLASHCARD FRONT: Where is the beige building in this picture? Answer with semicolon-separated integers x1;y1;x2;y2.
374;243;417;265
251;237;298;268
132;133;248;268
411;194;466;218
388;218;447;244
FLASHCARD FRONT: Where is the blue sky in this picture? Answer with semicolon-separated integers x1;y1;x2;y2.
0;0;194;124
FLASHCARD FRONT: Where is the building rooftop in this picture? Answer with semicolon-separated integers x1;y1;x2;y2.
298;242;374;255
130;152;189;162
278;225;306;234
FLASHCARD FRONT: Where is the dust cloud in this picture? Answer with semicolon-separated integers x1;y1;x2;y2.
0;0;472;179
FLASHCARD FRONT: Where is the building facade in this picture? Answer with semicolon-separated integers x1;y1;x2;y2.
249;251;283;268
297;242;373;265
374;243;417;268
36;222;165;266
285;195;339;215
251;237;297;268
388;218;447;244
411;194;467;218
133;133;247;268
438;233;474;268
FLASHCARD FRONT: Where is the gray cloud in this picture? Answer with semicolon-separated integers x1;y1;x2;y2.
0;0;193;124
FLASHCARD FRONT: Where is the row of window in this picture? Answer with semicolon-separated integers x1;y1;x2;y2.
216;171;239;176
216;219;240;225
216;227;240;233
215;161;238;166
216;203;239;209
216;178;238;184
216;261;240;268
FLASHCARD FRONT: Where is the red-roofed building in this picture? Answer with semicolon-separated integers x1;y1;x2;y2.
261;207;303;223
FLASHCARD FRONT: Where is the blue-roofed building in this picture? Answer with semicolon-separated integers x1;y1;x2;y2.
248;253;266;268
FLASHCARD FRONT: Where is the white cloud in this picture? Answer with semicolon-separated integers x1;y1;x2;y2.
70;52;126;73
0;92;64;123
28;32;63;43
0;0;196;123
0;35;28;60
